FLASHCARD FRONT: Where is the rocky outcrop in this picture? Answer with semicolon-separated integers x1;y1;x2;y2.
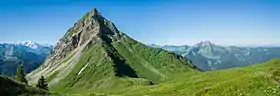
41;9;121;69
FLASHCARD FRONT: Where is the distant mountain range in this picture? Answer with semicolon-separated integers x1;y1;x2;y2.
0;41;53;75
150;41;280;70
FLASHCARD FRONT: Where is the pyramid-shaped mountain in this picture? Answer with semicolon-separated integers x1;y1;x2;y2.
27;8;196;92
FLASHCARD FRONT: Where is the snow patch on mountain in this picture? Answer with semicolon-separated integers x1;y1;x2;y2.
18;40;53;49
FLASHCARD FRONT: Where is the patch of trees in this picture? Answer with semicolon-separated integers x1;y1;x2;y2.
15;63;48;90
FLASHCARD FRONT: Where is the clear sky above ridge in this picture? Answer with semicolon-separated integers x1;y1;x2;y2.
1;0;280;46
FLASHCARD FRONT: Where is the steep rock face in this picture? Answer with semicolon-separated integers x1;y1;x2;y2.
27;8;195;92
40;9;118;68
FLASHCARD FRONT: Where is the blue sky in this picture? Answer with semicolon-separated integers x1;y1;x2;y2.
1;0;280;46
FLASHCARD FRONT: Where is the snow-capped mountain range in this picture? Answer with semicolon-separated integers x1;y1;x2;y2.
0;41;53;75
1;40;53;49
18;41;45;49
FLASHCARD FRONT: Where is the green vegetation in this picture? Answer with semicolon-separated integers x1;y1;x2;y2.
46;71;59;82
1;64;51;95
112;34;196;83
99;59;280;96
0;76;48;96
46;58;280;96
36;76;49;91
15;64;28;84
51;44;117;93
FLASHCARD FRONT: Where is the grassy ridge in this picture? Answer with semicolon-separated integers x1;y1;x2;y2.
112;34;196;83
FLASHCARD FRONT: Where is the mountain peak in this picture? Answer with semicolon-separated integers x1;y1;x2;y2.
83;8;102;19
16;40;53;49
18;40;39;49
83;8;103;21
20;40;36;45
201;41;212;45
194;41;214;47
90;8;101;16
61;8;119;42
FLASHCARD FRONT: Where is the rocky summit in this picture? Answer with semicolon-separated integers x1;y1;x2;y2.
27;8;196;93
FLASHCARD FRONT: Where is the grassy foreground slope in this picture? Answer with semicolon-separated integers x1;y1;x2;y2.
83;59;280;96
0;76;48;96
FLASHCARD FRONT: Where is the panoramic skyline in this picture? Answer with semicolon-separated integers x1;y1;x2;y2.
1;0;280;46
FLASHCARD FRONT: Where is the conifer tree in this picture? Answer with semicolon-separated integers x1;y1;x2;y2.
36;76;48;90
15;63;28;84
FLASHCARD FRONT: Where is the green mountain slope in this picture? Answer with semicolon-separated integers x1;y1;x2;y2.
26;8;195;94
111;58;280;96
0;76;48;95
45;58;280;95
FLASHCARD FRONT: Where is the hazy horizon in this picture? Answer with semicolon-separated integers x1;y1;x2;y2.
2;40;280;47
1;0;280;46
